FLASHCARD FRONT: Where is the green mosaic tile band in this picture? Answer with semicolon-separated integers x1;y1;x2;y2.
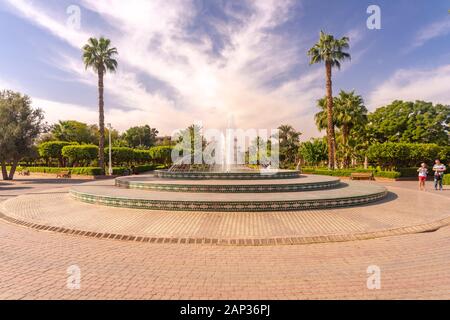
154;170;301;180
115;179;342;193
70;189;388;212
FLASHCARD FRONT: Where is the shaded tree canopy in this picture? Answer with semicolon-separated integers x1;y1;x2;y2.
122;125;159;149
367;100;449;145
51;120;98;144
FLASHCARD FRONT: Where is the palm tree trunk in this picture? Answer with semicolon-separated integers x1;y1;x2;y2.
98;69;105;173
342;125;350;168
325;62;336;170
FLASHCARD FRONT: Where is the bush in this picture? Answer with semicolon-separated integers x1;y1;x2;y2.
374;171;401;179
367;142;444;169
443;175;450;185
38;141;77;166
301;167;400;179
149;146;174;165
62;145;98;166
104;147;134;165
133;149;151;164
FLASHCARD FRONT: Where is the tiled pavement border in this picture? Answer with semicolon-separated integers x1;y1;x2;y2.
1;209;449;246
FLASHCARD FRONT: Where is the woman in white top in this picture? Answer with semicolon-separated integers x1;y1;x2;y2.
417;163;428;191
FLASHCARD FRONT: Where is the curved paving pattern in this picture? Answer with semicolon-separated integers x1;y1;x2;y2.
2;185;450;245
115;174;341;193
0;179;449;299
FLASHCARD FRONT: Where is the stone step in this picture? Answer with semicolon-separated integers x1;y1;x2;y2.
115;174;341;193
70;180;387;212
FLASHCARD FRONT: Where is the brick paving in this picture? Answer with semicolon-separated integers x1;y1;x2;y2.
0;176;449;299
1;184;449;244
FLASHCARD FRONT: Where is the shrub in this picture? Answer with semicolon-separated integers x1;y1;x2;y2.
104;147;134;165
367;142;444;169
62;145;98;166
374;171;401;179
443;175;450;185
301;167;400;179
38;141;77;166
133;149;151;164
149;146;174;165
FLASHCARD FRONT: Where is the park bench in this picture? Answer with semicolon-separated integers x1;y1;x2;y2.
18;169;30;176
350;172;374;180
56;170;71;179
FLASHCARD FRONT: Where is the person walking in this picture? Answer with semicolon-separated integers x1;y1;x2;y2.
432;159;446;191
417;163;428;191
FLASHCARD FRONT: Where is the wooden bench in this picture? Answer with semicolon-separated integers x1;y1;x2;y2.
18;169;30;176
350;172;374;180
56;171;71;179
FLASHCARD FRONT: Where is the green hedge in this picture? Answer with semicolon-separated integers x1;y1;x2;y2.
38;141;77;165
14;164;167;176
443;175;450;185
62;145;98;166
301;167;401;179
367;143;448;169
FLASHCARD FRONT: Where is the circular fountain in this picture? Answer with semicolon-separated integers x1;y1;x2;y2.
70;168;387;212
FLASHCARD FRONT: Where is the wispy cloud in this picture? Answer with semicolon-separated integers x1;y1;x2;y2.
3;0;372;139
368;64;450;109
410;18;450;50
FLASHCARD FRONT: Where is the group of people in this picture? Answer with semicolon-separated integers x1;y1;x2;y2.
417;159;447;191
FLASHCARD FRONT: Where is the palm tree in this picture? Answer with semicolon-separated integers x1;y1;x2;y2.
308;31;350;169
82;37;118;172
334;90;368;147
314;97;337;166
277;125;302;167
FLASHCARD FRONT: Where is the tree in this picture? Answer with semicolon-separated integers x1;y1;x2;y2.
368;100;449;145
122;125;159;148
38;141;77;167
299;138;328;167
277;125;302;168
61;145;99;167
51;120;97;144
308;31;351;169
334;91;368;167
0;90;45;180
82;37;118;173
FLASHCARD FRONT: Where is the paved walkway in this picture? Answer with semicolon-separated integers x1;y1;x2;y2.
0;176;449;299
2;184;450;245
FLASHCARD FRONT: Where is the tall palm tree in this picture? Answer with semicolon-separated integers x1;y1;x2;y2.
308;31;350;169
334;90;368;148
82;37;118;172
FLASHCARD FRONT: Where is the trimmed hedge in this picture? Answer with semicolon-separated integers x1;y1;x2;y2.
62;145;98;166
14;164;167;176
148;146;174;165
444;175;450;185
38;141;77;165
367;143;448;169
301;167;401;179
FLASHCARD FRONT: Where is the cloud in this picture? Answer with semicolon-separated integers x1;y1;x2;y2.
411;18;450;49
3;0;337;139
368;64;450;109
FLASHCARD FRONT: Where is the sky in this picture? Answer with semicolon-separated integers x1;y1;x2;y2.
0;0;449;139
